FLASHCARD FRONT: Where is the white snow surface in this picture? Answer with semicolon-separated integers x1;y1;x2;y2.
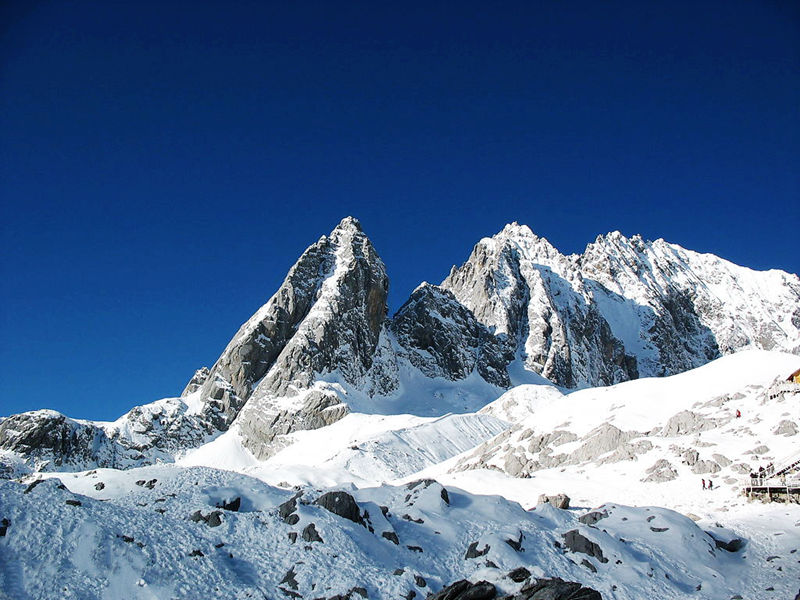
2;350;799;599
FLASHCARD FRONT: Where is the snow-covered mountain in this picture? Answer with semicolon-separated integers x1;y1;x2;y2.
2;217;798;471
442;223;800;388
1;217;799;599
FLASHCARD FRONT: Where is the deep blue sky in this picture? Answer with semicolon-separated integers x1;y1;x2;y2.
2;1;798;420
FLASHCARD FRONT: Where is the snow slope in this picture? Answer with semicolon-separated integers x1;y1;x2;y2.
2;465;797;600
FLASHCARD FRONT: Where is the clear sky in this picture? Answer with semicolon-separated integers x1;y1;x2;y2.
1;1;798;420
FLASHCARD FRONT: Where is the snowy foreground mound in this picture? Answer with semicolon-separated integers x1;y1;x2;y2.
2;465;796;600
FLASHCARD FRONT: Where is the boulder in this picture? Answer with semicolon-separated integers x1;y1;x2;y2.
562;530;608;563
537;493;570;509
314;491;364;526
427;580;496;600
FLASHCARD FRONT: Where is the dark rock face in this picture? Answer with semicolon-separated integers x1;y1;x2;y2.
430;577;602;600
520;577;602;600
428;580;496;600
390;284;512;387
648;286;719;376
507;567;531;582
313;491;364;526
562;530;608;563
217;497;241;511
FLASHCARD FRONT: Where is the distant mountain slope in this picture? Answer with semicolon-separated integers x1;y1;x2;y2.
442;224;800;388
449;350;800;505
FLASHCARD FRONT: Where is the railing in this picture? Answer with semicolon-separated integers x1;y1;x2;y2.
767;381;800;399
771;448;800;479
743;448;800;497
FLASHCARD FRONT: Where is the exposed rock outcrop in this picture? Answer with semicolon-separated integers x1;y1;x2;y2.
390;284;512;387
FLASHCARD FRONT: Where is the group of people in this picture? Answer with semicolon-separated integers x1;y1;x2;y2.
749;463;775;482
701;478;714;490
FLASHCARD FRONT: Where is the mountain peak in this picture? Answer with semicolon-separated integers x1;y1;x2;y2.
495;221;536;241
334;216;363;234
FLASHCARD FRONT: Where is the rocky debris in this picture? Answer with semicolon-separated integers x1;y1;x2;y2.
406;545;423;553
302;523;323;543
661;411;717;436
773;420;798;437
314;491;365;526
94;482;105;491
538;493;570;509
464;541;490;559
712;453;732;467
0;411;119;471
65;499;82;507
580;559;597;573
682;449;699;466
579;510;609;526
691;460;721;475
0;517;9;536
190;510;222;527
414;575;426;587
390;283;512;387
188;549;204;557
746;444;770;456
562;530;608;563
135;479;157;489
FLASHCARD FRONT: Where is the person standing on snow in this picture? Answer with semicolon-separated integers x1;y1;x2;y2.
702;479;706;490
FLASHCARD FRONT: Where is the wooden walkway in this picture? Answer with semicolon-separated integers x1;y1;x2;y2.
742;449;800;501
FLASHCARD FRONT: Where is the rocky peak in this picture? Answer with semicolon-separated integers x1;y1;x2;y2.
188;217;388;430
229;217;392;458
390;283;512;388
